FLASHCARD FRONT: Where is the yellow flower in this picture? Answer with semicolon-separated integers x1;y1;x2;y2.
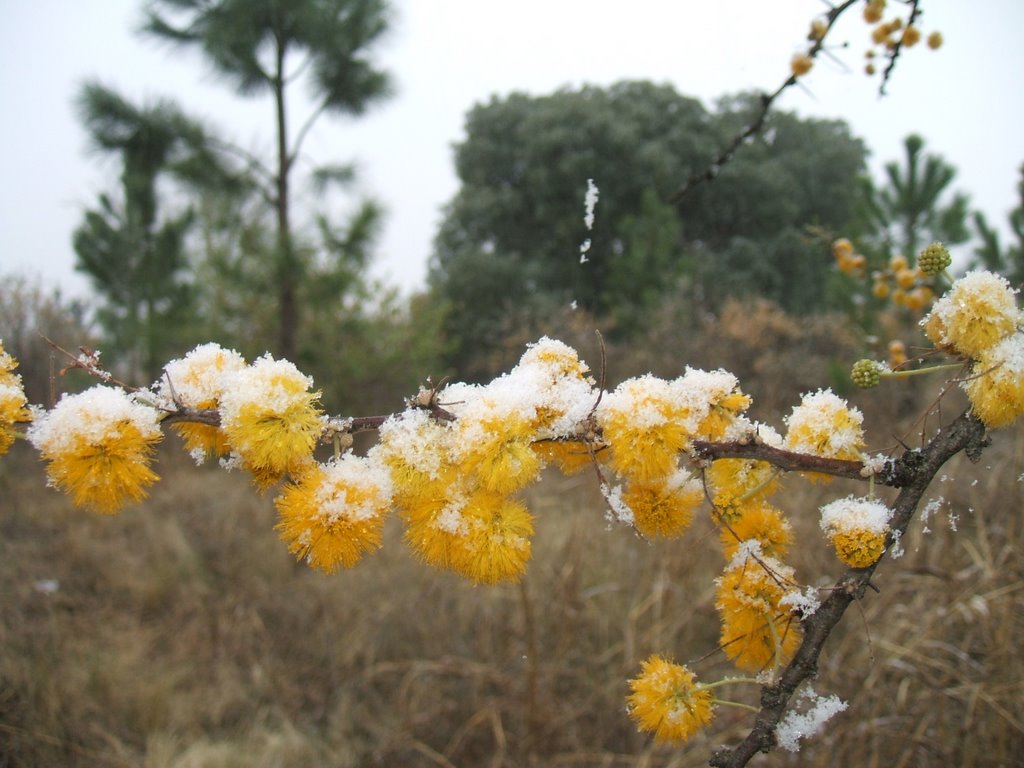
922;270;1020;359
512;337;596;434
627;655;715;744
819;495;891;568
457;491;534;584
708;454;782;506
532;438;595;476
783;390;864;481
622;469;704;539
790;53;813;77
27;386;162;514
597;376;691;483
962;333;1024;428
718;500;792;560
716;549;802;672
274;455;392;573
218;355;322;484
159;343;246;461
459;414;542;495
0;345;31;456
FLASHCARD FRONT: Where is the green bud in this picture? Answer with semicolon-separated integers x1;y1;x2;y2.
918;241;952;276
851;359;882;388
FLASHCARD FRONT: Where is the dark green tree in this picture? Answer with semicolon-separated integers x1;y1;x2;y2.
72;81;235;380
142;0;393;361
429;83;867;376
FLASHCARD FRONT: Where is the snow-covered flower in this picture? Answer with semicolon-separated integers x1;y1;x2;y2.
218;355;322;486
627;655;715;744
27;386;162;513
0;341;31;456
158;342;246;460
962;332;1024;428
819;495;892;568
783;389;864;475
274;454;392;573
922;270;1019;359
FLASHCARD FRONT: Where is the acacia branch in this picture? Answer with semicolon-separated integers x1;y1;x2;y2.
708;409;989;768
669;0;860;204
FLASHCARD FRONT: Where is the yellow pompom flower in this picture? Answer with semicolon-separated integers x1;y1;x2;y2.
456;491;534;584
597;375;692;483
716;548;802;672
274;454;392;573
623;468;704;538
790;53;813;77
922;270;1020;359
962;333;1024;428
819;496;892;568
532;438;595;476
512;336;596;434
218;355;323;485
376;409;455;506
159;342;246;461
683;368;751;440
0;342;31;455
27;386;162;514
783;390;864;478
458;414;542;495
901;25;921;47
718;500;793;560
627;655;715;744
401;488;468;572
927;31;943;49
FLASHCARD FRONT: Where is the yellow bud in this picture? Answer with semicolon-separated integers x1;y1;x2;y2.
902;26;921;47
895;267;918;289
791;53;813;77
832;237;855;260
927;31;943;50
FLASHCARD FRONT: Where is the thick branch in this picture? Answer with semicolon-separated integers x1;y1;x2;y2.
708;409;989;768
691;440;886;484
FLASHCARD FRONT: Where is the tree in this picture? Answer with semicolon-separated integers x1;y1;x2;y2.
142;0;393;361
429;83;867;376
856;134;970;260
72;81;235;381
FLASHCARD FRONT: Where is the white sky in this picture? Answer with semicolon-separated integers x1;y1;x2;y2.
2;1;1022;301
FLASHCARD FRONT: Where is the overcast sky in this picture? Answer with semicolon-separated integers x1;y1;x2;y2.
2;1;1022;301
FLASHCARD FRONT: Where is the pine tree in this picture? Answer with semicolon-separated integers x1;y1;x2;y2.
142;0;392;360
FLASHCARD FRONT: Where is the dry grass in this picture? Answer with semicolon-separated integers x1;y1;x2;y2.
2;417;1023;767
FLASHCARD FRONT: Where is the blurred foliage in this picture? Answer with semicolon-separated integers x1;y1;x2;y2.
429;82;867;378
0;276;95;404
142;0;394;360
72;81;238;382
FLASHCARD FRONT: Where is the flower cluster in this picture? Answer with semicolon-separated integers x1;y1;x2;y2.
0;342;31;456
596;368;749;538
377;337;596;583
921;270;1024;427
